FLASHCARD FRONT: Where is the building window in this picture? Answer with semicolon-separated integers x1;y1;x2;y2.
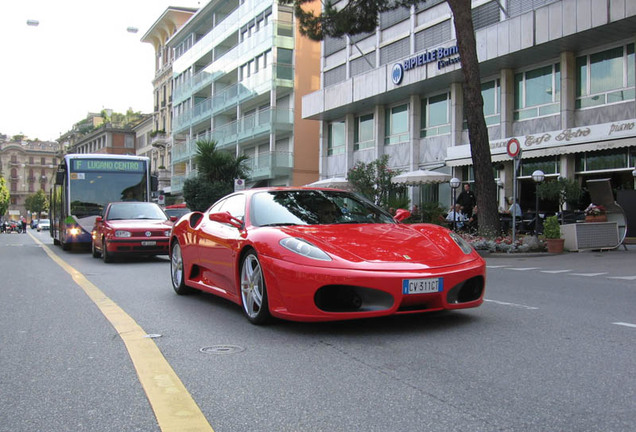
385;104;409;145
576;43;635;109
354;114;374;151
327;121;346;156
421;93;450;137
463;79;501;129
514;63;560;120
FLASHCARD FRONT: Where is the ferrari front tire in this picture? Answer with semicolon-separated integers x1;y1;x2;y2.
240;251;270;325
171;242;192;295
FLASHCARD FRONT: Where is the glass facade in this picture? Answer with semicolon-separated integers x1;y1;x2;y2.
384;104;409;145
514;64;561;120
354;114;374;151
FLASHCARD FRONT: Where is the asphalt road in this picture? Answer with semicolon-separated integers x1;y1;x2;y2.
1;230;634;432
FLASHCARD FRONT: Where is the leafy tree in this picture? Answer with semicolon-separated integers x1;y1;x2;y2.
347;155;408;210
0;176;10;218
537;177;582;224
182;139;250;212
284;0;499;235
25;189;49;220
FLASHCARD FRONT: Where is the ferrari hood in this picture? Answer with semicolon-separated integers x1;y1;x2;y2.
283;224;461;265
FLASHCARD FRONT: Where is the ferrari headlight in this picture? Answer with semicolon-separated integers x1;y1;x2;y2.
280;238;332;261
115;230;131;238
449;231;474;254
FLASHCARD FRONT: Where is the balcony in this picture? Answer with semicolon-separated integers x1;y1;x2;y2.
150;132;170;148
245;151;293;181
213;107;294;148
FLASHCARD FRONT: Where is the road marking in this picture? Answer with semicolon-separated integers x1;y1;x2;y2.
486;265;509;268
30;233;214;432
506;267;539;271
484;299;539;310
540;270;572;274
570;272;608;277
613;322;636;329
607;276;636;280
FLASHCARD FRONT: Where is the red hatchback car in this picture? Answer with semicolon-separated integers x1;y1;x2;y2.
169;188;486;324
92;202;174;263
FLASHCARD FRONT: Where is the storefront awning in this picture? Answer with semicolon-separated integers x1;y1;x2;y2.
446;119;636;167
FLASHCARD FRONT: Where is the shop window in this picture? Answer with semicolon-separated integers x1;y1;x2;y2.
520;156;559;177
514;63;560;120
327;120;346;156
421;93;450;137
354;113;374;151
385;104;409;145
575;149;629;172
576;43;635;109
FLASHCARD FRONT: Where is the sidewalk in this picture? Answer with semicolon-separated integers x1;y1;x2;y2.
482;243;636;271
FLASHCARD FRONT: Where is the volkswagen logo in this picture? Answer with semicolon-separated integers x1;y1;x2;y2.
145;231;152;237
391;63;404;85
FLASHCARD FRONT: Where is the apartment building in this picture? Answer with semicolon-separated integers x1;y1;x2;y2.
0;138;60;221
141;6;198;195
302;0;636;213
168;0;320;194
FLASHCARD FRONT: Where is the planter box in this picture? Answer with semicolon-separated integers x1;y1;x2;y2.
561;222;619;251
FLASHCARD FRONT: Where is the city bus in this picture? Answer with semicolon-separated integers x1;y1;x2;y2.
50;154;157;250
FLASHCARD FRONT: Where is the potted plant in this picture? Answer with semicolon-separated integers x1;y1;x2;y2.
583;203;607;222
542;215;564;253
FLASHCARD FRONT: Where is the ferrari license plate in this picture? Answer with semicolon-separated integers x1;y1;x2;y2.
141;241;156;246
403;277;443;295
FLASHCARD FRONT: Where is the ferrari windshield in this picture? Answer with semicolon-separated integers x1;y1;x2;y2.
251;190;395;226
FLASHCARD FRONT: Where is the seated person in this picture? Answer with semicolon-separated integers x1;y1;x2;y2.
446;204;468;231
466;205;479;233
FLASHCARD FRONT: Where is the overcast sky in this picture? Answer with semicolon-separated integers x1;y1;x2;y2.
0;0;203;142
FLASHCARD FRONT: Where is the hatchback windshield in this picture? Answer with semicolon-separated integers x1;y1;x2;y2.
106;203;168;221
250;190;395;226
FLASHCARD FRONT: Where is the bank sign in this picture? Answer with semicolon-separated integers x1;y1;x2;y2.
392;45;460;85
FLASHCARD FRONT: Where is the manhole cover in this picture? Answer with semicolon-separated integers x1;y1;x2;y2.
200;345;245;355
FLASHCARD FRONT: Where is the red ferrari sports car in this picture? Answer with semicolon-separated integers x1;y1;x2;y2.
169;188;486;324
91;201;174;263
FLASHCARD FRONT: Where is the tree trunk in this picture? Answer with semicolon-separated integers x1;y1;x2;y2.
446;0;500;236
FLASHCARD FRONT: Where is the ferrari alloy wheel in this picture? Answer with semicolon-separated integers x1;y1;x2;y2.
171;242;191;295
91;240;100;258
240;251;270;324
102;238;112;263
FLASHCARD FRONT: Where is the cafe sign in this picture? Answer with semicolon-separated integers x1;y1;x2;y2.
446;119;636;164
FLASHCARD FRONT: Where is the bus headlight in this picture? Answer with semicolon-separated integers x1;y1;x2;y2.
115;230;131;238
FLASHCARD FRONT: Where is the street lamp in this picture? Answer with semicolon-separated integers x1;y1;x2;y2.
532;170;545;236
450;177;461;231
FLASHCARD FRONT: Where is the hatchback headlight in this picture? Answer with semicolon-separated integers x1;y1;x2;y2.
164;230;171;237
115;230;131;238
280;238;332;261
449;231;474;254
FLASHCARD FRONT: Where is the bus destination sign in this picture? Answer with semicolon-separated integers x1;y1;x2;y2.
71;159;145;173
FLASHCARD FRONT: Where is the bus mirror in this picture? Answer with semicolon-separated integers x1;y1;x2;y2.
55;170;65;185
151;174;159;192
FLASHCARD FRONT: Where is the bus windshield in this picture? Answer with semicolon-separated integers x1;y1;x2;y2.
69;163;148;218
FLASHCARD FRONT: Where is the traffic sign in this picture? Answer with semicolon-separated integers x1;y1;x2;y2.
507;138;521;158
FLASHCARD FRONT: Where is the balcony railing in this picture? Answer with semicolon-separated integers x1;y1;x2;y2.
244;151;294;181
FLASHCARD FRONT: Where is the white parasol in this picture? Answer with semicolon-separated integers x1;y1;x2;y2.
391;169;452;185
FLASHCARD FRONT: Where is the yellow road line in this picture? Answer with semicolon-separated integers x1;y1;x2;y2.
30;233;214;432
